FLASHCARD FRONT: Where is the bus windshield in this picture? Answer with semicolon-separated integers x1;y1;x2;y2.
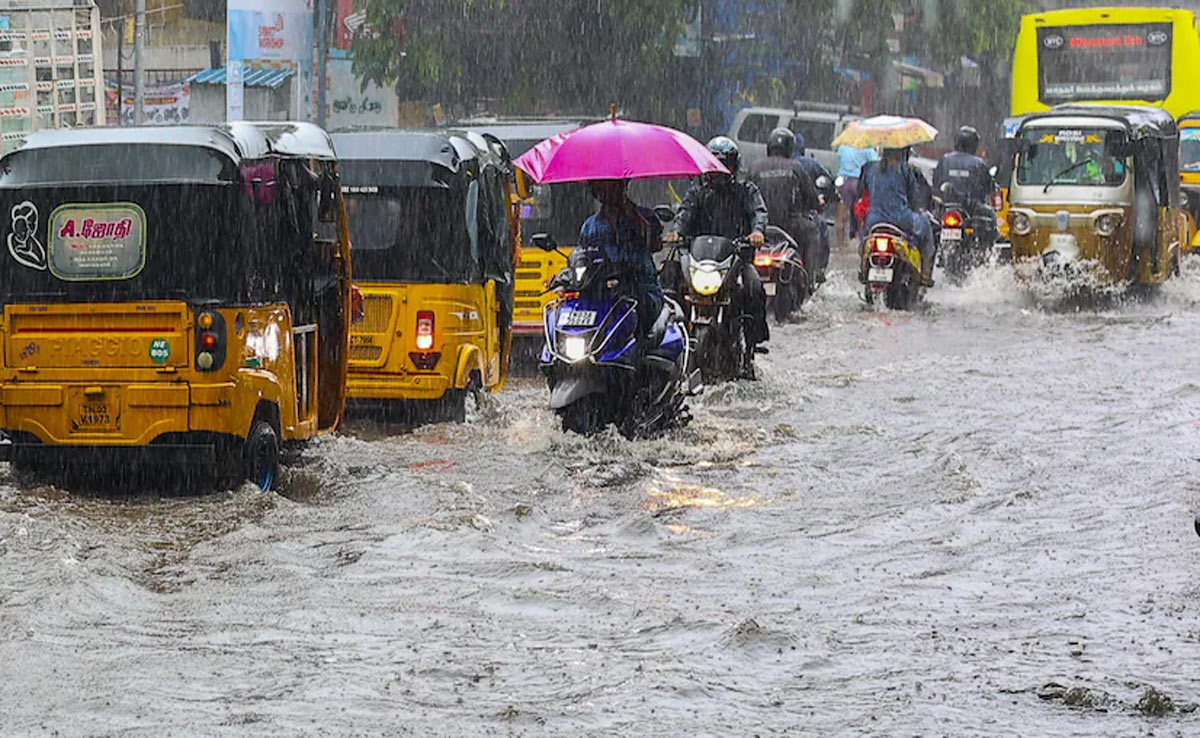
1182;130;1200;172
1016;128;1127;187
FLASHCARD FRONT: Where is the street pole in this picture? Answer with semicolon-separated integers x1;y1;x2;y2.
316;0;328;128
134;0;145;124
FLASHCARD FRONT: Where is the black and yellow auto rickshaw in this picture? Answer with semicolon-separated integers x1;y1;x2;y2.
0;123;352;490
1177;111;1200;252
333;129;518;420
457;119;597;337
1007;105;1186;288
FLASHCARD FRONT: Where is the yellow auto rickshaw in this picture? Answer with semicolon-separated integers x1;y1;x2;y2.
0;123;352;490
334;129;518;420
1007;105;1186;288
1178;111;1200;252
457;119;598;338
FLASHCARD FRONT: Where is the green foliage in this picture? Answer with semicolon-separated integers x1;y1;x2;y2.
350;0;690;118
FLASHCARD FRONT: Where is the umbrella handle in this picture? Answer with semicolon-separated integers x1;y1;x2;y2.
610;103;617;122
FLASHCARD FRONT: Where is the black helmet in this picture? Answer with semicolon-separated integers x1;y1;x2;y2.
955;125;980;154
706;136;740;175
766;127;795;158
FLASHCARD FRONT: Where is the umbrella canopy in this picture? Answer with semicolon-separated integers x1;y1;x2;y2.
513;118;728;184
832;115;938;150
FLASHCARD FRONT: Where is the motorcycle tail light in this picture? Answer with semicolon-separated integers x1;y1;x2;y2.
753;252;774;267
873;237;892;253
942;211;963;228
992;191;1003;210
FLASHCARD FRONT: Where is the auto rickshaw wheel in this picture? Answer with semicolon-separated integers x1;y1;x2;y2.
243;420;279;492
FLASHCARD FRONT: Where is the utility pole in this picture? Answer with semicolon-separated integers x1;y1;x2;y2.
316;0;328;128
134;0;145;124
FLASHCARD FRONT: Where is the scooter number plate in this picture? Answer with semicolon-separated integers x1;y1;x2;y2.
558;309;597;327
941;228;962;242
763;282;777;296
868;267;894;283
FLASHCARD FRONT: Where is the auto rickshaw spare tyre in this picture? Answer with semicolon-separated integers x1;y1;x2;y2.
243;420;279;492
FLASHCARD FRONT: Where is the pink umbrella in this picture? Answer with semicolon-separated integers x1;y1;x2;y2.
513;113;727;184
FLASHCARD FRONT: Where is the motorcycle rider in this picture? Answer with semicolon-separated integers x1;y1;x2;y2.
858;146;936;286
665;136;770;369
791;132;836;283
744;127;822;290
574;179;663;339
933;125;997;246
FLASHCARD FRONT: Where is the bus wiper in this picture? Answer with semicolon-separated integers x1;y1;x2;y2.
1043;159;1093;193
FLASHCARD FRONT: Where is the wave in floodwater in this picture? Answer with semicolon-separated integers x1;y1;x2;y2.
4;257;1200;735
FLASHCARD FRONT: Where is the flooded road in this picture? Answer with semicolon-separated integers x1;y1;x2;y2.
4;255;1200;736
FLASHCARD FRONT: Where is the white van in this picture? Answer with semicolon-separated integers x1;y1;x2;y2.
728;102;860;173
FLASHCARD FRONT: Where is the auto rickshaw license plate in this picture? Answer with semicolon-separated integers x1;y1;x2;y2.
941;228;962;242
69;389;120;433
558;309;597;327
868;267;894;283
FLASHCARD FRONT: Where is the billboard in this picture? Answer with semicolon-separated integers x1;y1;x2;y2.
227;0;314;121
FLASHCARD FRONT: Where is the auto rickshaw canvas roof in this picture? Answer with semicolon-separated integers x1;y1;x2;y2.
1021;105;1177;140
1178;110;1200;125
229;121;338;161
5;125;271;169
455;119;594;157
333;129;501;189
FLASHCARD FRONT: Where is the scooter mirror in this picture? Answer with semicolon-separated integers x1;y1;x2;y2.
816;176;831;189
988;165;999;178
834;175;845;189
531;233;558;252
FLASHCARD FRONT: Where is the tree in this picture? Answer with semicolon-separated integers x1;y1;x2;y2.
350;0;692;120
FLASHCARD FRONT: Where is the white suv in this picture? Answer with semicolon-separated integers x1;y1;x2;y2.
728;102;860;173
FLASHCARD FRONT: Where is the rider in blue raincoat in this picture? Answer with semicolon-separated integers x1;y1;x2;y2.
858;147;935;285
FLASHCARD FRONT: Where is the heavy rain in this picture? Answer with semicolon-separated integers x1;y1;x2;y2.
2;1;1200;736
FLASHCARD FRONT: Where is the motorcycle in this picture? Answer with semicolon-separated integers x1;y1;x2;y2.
752;225;809;323
535;234;699;438
935;181;998;284
860;223;924;310
675;234;760;383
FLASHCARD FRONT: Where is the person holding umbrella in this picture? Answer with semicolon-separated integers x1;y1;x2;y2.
574;179;663;339
835;116;939;286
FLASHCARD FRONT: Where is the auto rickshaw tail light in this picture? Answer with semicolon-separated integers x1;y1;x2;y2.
942;211;962;228
195;310;227;372
350;284;365;323
415;310;435;351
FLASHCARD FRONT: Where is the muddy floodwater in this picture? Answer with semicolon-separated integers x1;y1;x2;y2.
4;255;1200;737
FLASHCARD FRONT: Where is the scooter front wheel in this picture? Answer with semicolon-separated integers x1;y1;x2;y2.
558;396;609;436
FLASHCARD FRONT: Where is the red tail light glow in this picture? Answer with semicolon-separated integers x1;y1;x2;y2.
415;310;435;351
198;332;218;351
873;237;892;252
992;191;1003;210
753;252;774;267
350;284;365;323
942;211;963;228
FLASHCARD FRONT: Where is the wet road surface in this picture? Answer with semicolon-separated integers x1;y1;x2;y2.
4;256;1200;736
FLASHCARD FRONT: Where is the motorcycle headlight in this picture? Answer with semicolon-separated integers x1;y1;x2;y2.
562;335;589;362
689;267;724;296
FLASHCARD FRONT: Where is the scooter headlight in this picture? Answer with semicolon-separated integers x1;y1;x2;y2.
689;267;724;296
562;335;589;362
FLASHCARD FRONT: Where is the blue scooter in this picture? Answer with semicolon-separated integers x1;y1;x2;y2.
534;234;700;438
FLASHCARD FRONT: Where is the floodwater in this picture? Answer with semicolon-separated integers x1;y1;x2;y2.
4;252;1200;737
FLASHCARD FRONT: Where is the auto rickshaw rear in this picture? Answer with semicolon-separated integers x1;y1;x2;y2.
0;124;350;490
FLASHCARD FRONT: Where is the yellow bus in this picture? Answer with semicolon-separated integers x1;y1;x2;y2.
1011;7;1200;119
